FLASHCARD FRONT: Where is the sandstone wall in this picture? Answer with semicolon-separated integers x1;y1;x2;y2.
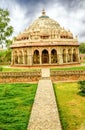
0;72;41;83
51;70;85;81
0;70;85;83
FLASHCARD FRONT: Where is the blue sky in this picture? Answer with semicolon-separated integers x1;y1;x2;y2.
0;0;85;42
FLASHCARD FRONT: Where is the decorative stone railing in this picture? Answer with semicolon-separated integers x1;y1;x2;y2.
51;70;85;75
0;72;41;77
0;72;41;83
0;70;85;83
51;70;85;81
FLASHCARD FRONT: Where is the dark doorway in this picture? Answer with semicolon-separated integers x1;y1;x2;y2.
42;49;49;64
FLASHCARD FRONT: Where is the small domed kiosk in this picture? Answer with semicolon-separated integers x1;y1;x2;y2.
11;9;80;66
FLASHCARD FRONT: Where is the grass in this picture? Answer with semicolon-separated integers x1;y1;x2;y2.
54;82;85;130
51;65;85;71
0;64;85;72
0;65;40;72
0;83;37;130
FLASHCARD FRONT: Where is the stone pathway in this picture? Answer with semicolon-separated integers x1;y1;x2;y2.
27;68;62;130
41;68;50;78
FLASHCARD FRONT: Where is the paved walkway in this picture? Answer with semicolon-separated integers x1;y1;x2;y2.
27;68;62;130
41;68;50;78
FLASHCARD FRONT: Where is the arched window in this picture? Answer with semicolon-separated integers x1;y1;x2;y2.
42;49;49;64
33;50;40;64
51;49;57;63
73;49;77;62
14;51;18;64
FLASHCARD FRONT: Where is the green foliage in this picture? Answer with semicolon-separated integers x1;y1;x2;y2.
78;80;85;93
0;66;40;72
0;49;11;64
0;83;37;130
0;66;3;71
54;82;85;130
0;8;13;47
51;65;85;71
79;43;85;54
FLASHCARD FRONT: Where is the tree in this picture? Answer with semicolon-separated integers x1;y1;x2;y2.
0;49;11;65
78;80;85;93
79;43;85;54
0;8;13;48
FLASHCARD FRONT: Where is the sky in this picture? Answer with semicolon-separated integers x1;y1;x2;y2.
0;0;85;43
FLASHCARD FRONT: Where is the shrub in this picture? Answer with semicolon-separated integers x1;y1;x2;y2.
0;66;3;71
78;80;85;93
0;49;11;65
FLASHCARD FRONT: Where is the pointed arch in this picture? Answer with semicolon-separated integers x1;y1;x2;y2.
51;49;57;63
42;49;49;64
73;49;77;62
14;51;18;64
33;50;40;64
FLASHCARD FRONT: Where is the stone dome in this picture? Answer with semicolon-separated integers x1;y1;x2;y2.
16;9;73;41
27;9;60;34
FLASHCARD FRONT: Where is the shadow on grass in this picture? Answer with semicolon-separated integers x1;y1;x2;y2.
77;91;85;97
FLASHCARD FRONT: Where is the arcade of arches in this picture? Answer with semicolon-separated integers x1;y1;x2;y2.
12;47;79;66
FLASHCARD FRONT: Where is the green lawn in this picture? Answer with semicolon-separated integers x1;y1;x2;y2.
51;65;85;71
0;66;40;72
0;83;37;130
54;82;85;130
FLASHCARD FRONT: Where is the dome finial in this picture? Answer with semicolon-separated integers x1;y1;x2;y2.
42;9;46;15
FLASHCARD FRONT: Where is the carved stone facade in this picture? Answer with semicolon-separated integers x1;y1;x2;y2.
11;9;80;66
80;54;85;62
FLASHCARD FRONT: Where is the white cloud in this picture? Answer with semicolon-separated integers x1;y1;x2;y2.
10;4;29;36
0;0;85;42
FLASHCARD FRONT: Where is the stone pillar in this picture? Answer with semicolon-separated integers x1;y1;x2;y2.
66;53;68;63
18;53;20;64
40;51;42;65
49;53;51;64
40;55;42;65
27;55;32;66
70;54;73;62
27;48;32;66
22;50;25;64
71;49;73;62
57;54;63;64
57;48;63;64
65;49;68;63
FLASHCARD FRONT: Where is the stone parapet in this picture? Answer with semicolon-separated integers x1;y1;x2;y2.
0;70;85;83
51;70;85;81
0;72;41;83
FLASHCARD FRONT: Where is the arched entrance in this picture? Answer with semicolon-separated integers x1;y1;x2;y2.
42;49;49;64
51;49;57;63
33;50;40;64
14;51;18;64
73;49;77;62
